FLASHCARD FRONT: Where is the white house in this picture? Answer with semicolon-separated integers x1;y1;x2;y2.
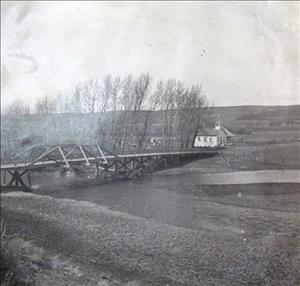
194;122;234;148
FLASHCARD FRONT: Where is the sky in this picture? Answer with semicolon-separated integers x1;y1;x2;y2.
1;1;299;109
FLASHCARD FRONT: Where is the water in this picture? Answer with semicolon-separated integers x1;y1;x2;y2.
31;169;300;238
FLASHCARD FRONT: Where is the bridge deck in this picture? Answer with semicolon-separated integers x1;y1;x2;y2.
1;149;217;170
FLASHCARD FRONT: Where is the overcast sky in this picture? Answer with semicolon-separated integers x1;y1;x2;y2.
1;1;299;108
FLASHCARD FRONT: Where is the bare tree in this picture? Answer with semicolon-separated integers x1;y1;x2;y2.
177;84;207;148
118;75;134;150
75;73;208;151
69;85;84;113
100;74;113;113
152;79;207;149
81;79;101;113
111;76;121;111
133;74;151;111
110;76;122;149
34;95;57;114
4;99;31;116
96;75;112;147
131;74;151;149
154;79;179;149
55;93;73;114
68;80;101;114
98;75;122;149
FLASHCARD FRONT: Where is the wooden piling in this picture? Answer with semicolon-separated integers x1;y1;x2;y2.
3;170;6;185
27;172;32;186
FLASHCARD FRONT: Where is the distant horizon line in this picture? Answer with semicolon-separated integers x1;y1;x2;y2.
1;103;299;116
210;103;300;108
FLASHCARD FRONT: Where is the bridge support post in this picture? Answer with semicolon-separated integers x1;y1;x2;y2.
164;157;168;168
96;163;99;177
115;159;119;175
27;172;32;187
6;169;31;191
3;170;7;185
103;168;108;183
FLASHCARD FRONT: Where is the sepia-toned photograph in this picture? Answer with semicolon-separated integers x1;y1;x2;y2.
1;1;299;285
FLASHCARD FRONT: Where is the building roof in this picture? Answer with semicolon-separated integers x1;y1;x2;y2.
198;126;234;137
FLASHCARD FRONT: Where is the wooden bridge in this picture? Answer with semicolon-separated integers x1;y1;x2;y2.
0;144;219;190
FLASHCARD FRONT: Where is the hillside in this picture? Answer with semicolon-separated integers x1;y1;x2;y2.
1;105;300;159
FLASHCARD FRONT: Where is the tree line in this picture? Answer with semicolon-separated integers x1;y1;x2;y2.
3;73;209;151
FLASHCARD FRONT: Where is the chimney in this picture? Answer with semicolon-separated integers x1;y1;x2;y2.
215;122;221;130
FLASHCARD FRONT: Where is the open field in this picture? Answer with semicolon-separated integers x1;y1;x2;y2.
174;142;300;172
224;143;300;169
